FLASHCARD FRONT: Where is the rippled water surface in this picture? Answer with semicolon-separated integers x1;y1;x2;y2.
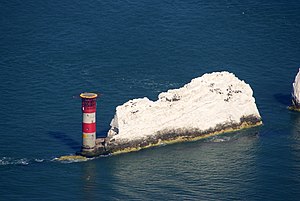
1;0;300;200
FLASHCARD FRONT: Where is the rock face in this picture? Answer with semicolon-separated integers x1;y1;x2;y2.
291;68;300;110
106;71;262;154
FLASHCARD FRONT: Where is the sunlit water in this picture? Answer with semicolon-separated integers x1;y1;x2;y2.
1;0;300;200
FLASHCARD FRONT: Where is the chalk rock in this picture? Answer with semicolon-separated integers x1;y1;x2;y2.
106;71;262;152
292;68;300;108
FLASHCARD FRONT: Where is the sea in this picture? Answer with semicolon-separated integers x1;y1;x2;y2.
1;0;300;200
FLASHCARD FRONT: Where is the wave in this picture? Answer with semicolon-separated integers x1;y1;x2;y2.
0;157;45;166
206;136;232;143
0;154;107;166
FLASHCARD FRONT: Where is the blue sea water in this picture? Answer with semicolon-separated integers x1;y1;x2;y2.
1;0;300;200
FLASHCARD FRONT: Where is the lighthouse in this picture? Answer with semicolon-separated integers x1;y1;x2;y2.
80;92;98;152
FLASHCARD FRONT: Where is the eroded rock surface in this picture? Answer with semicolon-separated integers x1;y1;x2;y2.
106;71;262;153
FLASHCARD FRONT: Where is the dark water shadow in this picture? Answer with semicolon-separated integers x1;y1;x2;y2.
274;93;291;106
97;129;109;138
48;131;81;151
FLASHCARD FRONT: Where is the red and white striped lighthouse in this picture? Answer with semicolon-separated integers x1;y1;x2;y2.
80;92;98;151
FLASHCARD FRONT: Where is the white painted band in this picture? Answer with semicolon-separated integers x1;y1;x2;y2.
82;112;96;123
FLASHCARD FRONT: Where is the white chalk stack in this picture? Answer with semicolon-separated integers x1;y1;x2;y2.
107;71;262;152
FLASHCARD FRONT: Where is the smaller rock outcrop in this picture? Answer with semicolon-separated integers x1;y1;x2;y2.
289;68;300;111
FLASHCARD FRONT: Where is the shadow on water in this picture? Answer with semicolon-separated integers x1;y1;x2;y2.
274;93;291;106
48;131;81;151
97;129;109;138
80;157;120;200
81;161;98;200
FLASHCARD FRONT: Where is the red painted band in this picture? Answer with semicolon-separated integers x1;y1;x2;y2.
82;98;97;113
82;122;96;133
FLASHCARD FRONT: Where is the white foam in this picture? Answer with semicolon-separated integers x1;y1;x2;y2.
0;157;30;166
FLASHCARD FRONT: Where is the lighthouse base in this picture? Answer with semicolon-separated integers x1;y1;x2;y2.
77;138;109;158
